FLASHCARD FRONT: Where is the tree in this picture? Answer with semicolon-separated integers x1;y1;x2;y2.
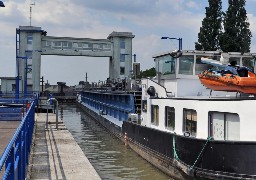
138;67;156;78
195;0;222;51
220;0;252;53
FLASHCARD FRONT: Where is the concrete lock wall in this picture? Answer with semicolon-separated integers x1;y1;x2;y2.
17;26;134;92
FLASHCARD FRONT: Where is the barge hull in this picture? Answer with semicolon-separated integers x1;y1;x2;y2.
78;102;256;179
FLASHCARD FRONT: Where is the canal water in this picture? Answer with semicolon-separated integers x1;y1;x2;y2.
60;104;171;180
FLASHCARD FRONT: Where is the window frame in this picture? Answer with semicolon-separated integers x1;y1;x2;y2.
27;34;33;45
165;106;175;131
209;111;240;141
120;38;125;49
151;105;159;126
120;54;126;62
183;108;197;137
120;67;125;75
178;55;194;75
142;100;147;112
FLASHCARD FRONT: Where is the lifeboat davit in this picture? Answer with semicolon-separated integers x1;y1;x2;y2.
198;68;256;94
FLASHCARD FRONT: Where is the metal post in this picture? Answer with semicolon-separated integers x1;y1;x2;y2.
157;60;161;84
24;57;28;98
40;76;44;94
179;38;182;51
15;29;20;99
46;101;49;129
46;98;59;130
56;101;58;130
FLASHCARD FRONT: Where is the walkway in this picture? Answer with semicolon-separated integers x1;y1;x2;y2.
0;121;20;156
27;113;101;180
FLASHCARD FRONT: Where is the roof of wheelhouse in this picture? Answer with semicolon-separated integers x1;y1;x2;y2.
152;50;256;59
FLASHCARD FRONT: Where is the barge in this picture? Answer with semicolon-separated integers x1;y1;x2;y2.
78;50;256;179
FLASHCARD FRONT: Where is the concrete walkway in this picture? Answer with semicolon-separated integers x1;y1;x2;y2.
0;121;20;156
27;113;101;180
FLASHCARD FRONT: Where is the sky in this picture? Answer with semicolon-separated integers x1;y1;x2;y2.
1;0;256;86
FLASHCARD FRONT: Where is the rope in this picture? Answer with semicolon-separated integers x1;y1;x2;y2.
190;136;212;170
173;135;179;160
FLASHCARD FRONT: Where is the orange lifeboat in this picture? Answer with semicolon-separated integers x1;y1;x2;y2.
198;68;256;94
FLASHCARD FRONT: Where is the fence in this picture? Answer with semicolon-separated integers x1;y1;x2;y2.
0;100;36;179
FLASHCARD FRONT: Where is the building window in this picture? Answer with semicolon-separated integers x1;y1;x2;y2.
120;38;125;49
120;54;125;62
120;67;125;75
151;105;159;126
165;107;175;131
27;34;33;44
142;100;147;112
52;41;62;49
179;55;194;75
62;41;72;49
26;51;32;59
209;112;240;141
183;109;197;136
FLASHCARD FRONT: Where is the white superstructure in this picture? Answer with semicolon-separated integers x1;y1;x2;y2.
141;50;256;141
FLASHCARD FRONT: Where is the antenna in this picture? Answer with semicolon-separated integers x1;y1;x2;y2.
30;2;35;26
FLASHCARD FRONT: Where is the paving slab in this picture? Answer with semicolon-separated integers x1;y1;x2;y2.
27;113;101;180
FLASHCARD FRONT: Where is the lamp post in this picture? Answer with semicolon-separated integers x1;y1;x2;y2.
133;54;136;62
0;1;5;7
161;37;182;51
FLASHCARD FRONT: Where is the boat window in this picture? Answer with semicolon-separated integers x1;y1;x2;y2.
142;100;147;112
195;56;214;74
165;107;175;131
209;112;240;141
179;55;194;75
151;105;159;126
183;109;197;136
242;56;255;72
155;56;176;76
229;57;241;66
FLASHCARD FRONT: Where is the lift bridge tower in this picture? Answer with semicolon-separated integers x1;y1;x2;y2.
15;26;135;95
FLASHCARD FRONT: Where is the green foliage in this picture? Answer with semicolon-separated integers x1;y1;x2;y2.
220;0;252;53
138;67;156;78
195;0;222;51
196;0;252;53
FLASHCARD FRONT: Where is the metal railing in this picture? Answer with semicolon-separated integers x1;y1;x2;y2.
46;98;59;130
0;91;39;99
0;101;36;179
